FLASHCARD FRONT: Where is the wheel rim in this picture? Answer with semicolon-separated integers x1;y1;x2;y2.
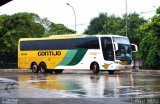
40;64;46;73
40;66;45;73
92;63;99;74
32;64;37;73
40;67;44;72
93;64;97;72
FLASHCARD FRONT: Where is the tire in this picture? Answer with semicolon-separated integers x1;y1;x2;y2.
31;63;39;73
39;63;47;73
91;63;99;74
108;70;114;74
54;69;64;74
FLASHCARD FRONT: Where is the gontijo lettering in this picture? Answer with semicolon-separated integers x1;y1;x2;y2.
38;51;61;56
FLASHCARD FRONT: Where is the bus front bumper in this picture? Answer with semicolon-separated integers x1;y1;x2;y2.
102;62;133;71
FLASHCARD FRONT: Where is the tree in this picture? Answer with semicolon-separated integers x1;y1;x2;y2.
84;13;106;34
0;12;75;64
33;17;75;36
126;13;147;45
0;12;45;62
139;7;160;69
101;15;125;35
46;23;75;35
84;13;147;46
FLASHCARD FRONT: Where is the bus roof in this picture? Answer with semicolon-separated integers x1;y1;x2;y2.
96;34;127;38
19;34;127;41
49;34;87;38
19;34;87;41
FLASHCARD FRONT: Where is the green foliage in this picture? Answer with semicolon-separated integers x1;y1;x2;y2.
0;12;74;63
84;13;125;35
45;23;75;36
33;17;75;36
84;13;106;34
0;13;45;58
139;7;160;69
127;13;147;45
84;13;146;46
101;14;125;35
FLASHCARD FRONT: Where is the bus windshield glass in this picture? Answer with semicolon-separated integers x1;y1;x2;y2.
113;37;132;61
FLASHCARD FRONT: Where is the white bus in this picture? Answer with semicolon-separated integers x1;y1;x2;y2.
18;34;137;74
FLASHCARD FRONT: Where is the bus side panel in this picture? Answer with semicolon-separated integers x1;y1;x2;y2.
55;49;102;70
18;50;68;69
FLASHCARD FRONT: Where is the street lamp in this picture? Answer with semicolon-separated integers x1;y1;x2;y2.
66;3;77;33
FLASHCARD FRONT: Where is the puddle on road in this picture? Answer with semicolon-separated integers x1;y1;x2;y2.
0;73;160;98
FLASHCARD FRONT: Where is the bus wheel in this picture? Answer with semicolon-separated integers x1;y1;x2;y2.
91;63;99;74
31;63;39;73
108;70;114;74
54;69;64;74
39;63;47;73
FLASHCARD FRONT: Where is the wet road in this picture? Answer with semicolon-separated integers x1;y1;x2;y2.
0;70;160;104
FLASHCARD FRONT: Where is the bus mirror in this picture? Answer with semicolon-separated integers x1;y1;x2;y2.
131;44;138;52
113;42;118;51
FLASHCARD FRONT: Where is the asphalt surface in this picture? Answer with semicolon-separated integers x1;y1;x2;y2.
0;69;160;104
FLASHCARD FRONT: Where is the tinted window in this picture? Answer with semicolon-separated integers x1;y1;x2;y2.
20;37;99;51
101;37;114;61
115;44;132;61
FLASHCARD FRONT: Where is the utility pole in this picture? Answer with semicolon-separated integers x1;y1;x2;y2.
125;0;128;37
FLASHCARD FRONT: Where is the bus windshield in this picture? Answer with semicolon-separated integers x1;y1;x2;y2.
115;44;132;61
113;37;132;61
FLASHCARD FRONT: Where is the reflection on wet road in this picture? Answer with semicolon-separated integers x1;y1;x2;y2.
0;72;160;98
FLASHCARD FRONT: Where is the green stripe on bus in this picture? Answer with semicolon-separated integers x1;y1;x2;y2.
67;49;87;65
58;50;78;65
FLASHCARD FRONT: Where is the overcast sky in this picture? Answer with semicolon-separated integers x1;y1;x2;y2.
0;0;160;33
